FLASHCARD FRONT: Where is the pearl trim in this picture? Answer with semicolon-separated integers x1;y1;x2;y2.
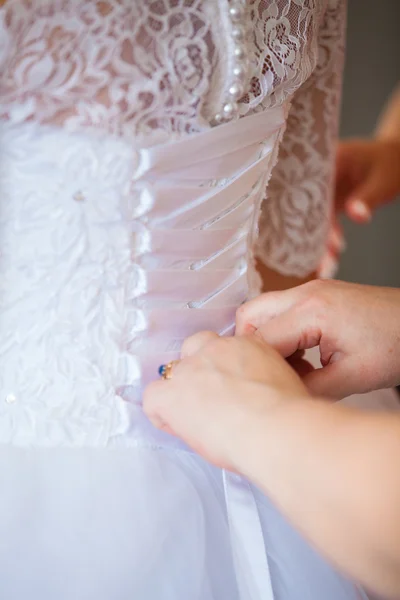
212;1;250;126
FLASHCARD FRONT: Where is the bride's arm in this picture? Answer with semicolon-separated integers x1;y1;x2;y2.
256;0;347;291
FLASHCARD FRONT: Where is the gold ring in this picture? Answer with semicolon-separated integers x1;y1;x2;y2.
159;360;180;380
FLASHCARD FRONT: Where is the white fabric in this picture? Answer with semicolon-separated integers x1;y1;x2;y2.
0;2;395;599
0;109;286;446
0;0;346;277
223;470;274;600
0;447;370;600
0;93;368;600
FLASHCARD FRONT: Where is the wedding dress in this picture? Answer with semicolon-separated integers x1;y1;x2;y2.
0;1;395;599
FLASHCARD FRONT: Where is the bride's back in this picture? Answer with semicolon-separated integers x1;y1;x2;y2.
0;4;371;600
0;1;345;446
1;0;326;136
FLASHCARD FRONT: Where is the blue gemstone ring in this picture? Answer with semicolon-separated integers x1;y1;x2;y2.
158;361;180;380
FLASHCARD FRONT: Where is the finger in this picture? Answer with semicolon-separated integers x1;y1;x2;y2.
318;252;338;280
327;221;346;255
144;376;192;435
144;373;208;451
303;358;372;399
345;199;372;224
334;144;355;212
143;380;171;428
286;355;315;379
256;307;322;358
181;331;219;358
335;142;354;182
236;288;304;335
345;168;389;223
319;221;345;280
290;349;305;360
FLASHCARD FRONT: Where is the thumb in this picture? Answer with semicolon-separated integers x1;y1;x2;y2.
345;169;386;223
236;288;302;336
304;357;372;400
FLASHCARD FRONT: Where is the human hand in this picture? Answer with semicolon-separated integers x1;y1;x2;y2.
318;218;344;280
335;138;400;223
236;280;400;399
143;332;309;471
318;138;400;279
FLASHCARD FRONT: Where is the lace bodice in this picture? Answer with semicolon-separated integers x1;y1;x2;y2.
1;0;346;276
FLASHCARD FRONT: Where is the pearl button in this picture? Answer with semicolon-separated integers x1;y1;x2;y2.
229;6;243;21
211;1;249;127
233;45;245;60
212;112;223;126
232;64;246;79
223;101;238;117
228;82;244;100
231;26;245;41
5;393;17;404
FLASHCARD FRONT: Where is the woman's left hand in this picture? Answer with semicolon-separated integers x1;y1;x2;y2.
335;138;400;223
143;333;309;471
318;138;400;279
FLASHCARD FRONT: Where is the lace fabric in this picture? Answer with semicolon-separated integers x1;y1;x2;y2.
0;0;346;277
255;0;347;276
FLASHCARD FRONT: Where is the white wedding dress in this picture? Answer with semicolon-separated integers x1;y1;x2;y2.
0;2;397;599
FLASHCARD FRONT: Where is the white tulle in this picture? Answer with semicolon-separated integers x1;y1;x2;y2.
0;446;371;600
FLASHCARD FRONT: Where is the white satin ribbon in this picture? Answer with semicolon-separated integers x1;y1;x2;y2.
223;470;274;600
135;106;286;180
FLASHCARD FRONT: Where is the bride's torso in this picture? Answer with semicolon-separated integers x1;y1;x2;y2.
0;0;341;447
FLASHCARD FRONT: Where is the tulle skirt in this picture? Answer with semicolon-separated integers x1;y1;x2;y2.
0;440;373;600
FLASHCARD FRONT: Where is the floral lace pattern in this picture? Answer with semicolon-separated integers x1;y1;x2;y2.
0;0;221;141
255;0;347;276
0;0;346;276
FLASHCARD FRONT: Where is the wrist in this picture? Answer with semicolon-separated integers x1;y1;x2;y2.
236;396;350;498
227;382;284;474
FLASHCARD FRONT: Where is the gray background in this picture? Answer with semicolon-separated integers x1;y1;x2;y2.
337;0;400;286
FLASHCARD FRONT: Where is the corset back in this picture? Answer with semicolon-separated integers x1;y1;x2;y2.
0;107;286;446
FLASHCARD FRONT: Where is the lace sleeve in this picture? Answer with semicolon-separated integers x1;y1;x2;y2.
255;0;347;278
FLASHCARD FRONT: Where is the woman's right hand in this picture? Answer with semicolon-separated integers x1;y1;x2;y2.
237;280;400;398
144;332;309;472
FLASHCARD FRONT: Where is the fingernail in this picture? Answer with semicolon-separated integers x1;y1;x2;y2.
318;254;338;280
347;199;372;223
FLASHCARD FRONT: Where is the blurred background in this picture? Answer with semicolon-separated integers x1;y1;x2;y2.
338;0;400;286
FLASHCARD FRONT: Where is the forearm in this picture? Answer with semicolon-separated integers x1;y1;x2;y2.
238;396;400;597
376;85;400;142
